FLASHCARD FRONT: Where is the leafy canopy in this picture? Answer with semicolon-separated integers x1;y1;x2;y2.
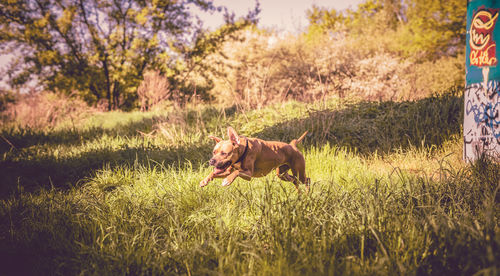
306;0;466;60
0;0;259;110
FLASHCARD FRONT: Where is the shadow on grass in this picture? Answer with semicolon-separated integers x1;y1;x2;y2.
0;117;162;154
0;94;462;198
256;93;463;154
0;143;212;198
0;105;239;154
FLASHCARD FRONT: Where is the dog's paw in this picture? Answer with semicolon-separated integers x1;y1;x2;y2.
221;178;232;187
199;179;209;187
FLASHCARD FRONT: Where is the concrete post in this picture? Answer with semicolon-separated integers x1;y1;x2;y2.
465;0;500;161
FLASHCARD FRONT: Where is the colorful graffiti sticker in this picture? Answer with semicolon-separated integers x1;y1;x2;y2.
470;7;499;67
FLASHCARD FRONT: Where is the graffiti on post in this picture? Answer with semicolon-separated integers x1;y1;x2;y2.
465;2;500;161
464;82;500;159
469;8;498;67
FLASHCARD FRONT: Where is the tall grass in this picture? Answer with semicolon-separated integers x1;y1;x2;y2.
0;92;498;275
1;151;497;275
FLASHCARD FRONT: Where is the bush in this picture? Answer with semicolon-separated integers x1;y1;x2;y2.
1;91;92;129
202;28;464;108
0;90;17;112
137;70;172;111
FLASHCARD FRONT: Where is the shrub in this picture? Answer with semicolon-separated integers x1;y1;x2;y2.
137;70;172;111
1;91;92;129
408;54;465;98
0;89;17;112
203;28;464;108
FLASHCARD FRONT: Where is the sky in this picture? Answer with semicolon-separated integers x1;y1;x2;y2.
198;0;363;33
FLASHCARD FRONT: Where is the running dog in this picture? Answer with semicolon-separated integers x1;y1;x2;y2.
200;127;309;192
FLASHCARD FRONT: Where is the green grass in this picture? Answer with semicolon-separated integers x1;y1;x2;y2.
0;93;499;275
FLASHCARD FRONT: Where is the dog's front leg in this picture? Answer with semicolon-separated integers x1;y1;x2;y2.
221;170;239;187
200;173;216;187
221;169;253;186
200;169;232;187
200;173;215;187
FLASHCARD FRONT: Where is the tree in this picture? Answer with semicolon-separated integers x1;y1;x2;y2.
400;0;466;58
305;0;465;60
0;0;259;110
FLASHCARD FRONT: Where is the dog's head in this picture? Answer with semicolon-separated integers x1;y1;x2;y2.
208;127;243;174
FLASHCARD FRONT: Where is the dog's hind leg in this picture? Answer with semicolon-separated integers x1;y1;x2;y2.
287;167;300;192
276;165;296;183
290;157;308;193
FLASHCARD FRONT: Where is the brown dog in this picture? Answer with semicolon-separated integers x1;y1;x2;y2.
200;127;310;192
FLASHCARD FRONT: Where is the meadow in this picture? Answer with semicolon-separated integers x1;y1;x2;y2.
0;90;498;275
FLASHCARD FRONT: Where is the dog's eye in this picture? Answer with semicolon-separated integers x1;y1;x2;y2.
221;152;226;155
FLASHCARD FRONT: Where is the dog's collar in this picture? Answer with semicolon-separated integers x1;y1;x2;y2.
234;137;248;164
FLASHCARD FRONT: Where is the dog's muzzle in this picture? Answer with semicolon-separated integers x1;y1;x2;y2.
209;158;217;166
211;159;231;170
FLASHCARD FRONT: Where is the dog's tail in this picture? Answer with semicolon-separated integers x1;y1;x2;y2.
290;131;308;147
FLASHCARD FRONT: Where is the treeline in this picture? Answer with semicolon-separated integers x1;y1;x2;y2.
0;0;259;110
0;0;465;111
203;0;465;108
307;0;465;60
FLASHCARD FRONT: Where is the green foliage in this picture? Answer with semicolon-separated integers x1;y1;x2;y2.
206;26;464;106
400;0;466;58
165;16;261;104
0;0;259;110
0;0;466;109
306;0;466;60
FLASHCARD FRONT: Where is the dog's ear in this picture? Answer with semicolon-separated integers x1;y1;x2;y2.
208;135;222;143
227;127;239;145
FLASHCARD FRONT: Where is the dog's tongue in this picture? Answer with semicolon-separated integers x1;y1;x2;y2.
214;167;225;174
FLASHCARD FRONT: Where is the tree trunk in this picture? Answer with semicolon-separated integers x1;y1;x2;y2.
102;56;112;111
112;81;120;110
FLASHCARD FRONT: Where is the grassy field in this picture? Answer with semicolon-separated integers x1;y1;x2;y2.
0;92;499;275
